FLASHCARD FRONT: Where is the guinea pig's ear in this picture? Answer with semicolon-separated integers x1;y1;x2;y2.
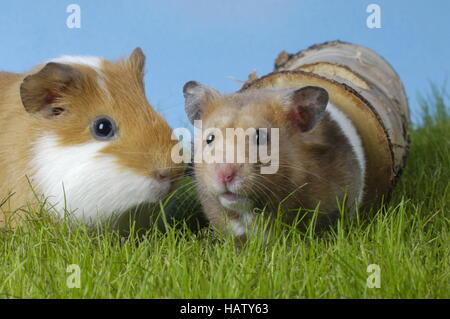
129;47;145;80
183;81;221;125
20;62;82;118
285;86;329;132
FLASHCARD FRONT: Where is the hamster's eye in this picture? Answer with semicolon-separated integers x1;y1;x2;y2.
91;116;117;140
206;133;215;145
255;129;269;146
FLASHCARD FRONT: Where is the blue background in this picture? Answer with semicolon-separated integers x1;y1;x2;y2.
0;0;449;127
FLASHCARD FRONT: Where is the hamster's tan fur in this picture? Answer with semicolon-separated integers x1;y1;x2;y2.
184;82;364;243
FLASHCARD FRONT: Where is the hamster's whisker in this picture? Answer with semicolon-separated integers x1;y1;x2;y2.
172;181;197;198
252;171;294;194
174;183;196;193
169;173;188;180
169;178;188;185
167;189;198;211
171;179;196;191
258;165;339;205
176;184;205;210
276;162;345;191
248;175;279;202
252;175;311;211
257;173;310;207
246;182;270;206
258;171;300;193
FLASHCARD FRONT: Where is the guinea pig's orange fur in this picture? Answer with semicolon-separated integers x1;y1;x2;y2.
194;89;363;240
0;49;181;227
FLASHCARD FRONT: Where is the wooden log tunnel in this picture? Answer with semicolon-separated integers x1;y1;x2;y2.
241;41;410;204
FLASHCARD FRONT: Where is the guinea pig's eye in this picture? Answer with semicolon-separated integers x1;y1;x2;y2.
255;129;269;146
206;133;215;145
91;116;117;140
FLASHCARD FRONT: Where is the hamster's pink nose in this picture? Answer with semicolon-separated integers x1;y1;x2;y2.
216;164;239;185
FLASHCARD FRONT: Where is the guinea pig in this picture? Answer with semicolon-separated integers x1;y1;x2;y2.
0;48;182;228
183;81;365;243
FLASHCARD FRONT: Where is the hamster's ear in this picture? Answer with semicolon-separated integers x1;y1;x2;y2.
285;86;329;132
129;47;145;79
20;62;82;117
183;81;221;125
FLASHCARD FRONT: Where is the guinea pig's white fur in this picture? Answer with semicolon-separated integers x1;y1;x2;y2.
31;134;170;223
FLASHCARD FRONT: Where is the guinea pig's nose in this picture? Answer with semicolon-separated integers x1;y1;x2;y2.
154;168;170;182
216;164;239;184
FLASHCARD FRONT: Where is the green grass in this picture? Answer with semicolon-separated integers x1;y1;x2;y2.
0;88;449;299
